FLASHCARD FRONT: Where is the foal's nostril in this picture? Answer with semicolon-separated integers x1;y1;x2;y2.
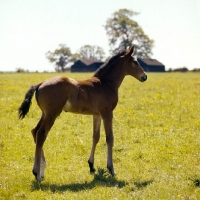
141;74;147;82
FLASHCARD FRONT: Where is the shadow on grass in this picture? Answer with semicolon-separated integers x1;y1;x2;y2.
31;168;127;192
134;180;153;189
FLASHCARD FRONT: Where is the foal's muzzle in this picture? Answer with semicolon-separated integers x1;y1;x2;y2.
141;74;147;82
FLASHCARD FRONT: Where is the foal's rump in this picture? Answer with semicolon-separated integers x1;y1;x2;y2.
18;76;70;119
35;76;73;114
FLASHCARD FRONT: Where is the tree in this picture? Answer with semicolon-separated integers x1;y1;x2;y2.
105;9;154;58
78;45;105;61
46;44;74;72
16;67;26;73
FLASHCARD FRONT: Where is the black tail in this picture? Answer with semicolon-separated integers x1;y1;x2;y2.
18;83;42;119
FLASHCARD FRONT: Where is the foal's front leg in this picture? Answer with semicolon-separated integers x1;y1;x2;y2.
88;115;101;173
101;111;115;175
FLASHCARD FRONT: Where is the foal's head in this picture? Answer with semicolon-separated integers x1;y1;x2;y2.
124;47;147;82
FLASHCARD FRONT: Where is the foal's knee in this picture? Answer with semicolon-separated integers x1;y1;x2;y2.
93;133;100;144
106;134;114;146
31;129;37;143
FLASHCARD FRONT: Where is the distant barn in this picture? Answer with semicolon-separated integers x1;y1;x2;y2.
71;59;104;72
138;58;165;72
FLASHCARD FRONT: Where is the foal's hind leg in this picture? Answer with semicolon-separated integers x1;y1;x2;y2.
33;114;57;181
32;114;46;178
31;113;45;142
88;115;101;173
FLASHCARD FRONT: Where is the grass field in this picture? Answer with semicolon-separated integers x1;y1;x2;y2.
0;72;200;199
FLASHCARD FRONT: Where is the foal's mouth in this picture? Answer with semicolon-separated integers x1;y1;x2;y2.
141;74;147;82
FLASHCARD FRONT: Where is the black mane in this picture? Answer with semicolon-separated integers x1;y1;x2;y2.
93;50;127;78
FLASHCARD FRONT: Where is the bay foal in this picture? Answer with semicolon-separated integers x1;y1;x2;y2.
19;46;147;181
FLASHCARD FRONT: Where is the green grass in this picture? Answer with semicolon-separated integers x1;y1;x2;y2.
0;72;200;199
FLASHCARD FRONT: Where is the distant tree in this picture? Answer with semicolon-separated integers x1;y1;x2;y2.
192;68;200;72
173;67;188;72
16;67;26;73
78;45;105;60
168;68;172;72
46;44;73;72
105;8;154;58
167;67;189;72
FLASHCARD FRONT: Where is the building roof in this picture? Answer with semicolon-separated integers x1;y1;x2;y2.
80;58;102;66
138;58;164;66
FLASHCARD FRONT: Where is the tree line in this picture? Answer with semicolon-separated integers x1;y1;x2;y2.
46;8;154;72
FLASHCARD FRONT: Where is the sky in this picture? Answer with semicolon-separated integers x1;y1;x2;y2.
0;0;199;72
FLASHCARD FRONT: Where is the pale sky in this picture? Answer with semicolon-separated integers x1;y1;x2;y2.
0;0;199;72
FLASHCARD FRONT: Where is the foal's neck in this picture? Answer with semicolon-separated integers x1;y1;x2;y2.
103;63;126;92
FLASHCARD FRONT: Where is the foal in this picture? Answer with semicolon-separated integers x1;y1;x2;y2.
19;46;147;181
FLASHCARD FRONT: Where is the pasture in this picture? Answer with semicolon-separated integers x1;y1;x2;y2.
0;72;200;199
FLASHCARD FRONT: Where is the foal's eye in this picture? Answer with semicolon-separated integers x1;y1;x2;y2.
133;60;139;66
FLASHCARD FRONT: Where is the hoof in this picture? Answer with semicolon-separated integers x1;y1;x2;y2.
107;166;116;176
36;176;44;182
88;160;96;173
32;170;44;181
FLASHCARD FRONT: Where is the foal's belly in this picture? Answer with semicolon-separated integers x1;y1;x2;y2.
62;100;99;115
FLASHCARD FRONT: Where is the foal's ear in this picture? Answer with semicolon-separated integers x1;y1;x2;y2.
126;46;135;56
